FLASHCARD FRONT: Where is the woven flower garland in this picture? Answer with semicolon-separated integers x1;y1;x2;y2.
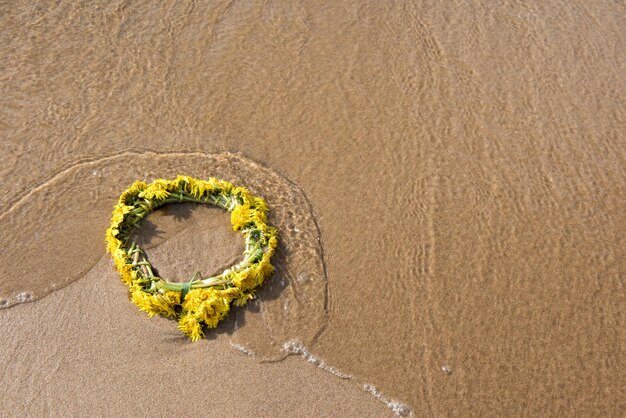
105;176;278;341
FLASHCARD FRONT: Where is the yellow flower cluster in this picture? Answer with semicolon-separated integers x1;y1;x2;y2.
105;176;278;341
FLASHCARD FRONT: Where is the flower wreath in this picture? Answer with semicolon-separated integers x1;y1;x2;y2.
105;176;278;341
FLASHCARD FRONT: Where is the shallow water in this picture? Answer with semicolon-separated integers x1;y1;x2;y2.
0;151;329;359
1;1;624;415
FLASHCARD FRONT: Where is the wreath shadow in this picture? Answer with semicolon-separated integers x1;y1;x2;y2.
131;203;195;247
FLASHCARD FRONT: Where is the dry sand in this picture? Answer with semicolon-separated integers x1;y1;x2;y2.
1;1;625;416
0;258;391;417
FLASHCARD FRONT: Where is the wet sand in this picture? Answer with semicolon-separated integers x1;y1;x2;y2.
1;1;625;416
0;259;392;417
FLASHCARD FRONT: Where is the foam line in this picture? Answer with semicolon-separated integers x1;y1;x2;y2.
230;342;256;357
363;384;414;417
282;340;352;380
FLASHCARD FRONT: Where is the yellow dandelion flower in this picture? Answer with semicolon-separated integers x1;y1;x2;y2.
218;287;242;301
113;204;132;217
113;249;129;270
233;291;254;307
111;210;124;225
198;297;229;328
248;256;275;287
149;293;177;318
250;209;267;225
190;179;215;198
141;183;170;200
252;196;268;212
230;204;252;231
119;264;136;284
105;227;121;248
178;313;204;341
233;186;250;199
213;179;234;193
152;178;172;189
131;289;158;317
174;175;193;189
119;181;147;204
190;182;203;198
154;188;169;199
131;288;179;318
232;269;256;291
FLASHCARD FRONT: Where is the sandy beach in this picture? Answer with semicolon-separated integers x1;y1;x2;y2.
1;1;624;416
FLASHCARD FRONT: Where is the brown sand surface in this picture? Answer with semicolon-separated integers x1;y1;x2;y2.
1;1;625;416
0;258;391;417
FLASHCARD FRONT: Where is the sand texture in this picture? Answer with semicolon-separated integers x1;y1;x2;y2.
1;1;624;416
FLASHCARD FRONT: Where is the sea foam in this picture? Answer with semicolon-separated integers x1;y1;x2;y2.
363;384;414;417
281;340;352;379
